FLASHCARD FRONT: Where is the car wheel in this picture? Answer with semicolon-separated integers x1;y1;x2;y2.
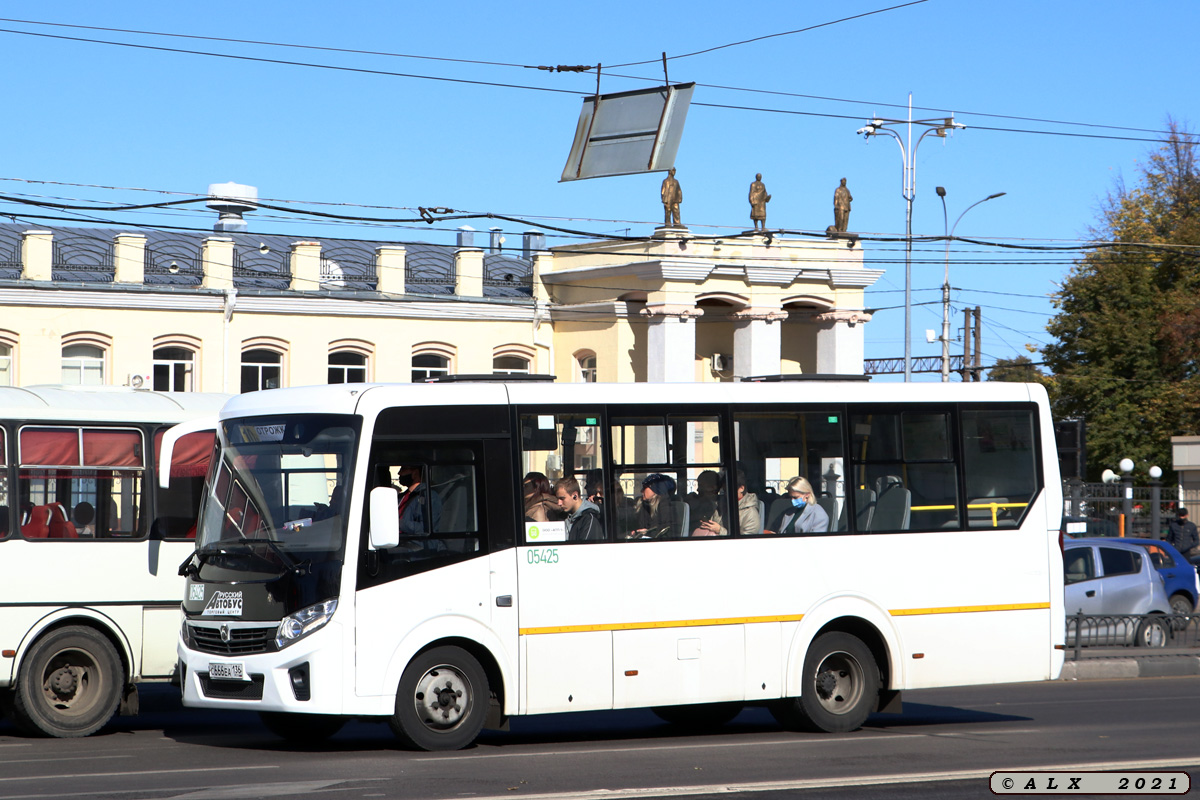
1135;616;1169;648
1169;593;1194;617
652;702;744;729
389;646;488;751
259;711;346;742
770;632;880;733
10;626;123;738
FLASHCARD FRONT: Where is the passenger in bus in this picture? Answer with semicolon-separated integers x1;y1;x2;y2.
73;501;96;537
523;472;565;523
694;469;761;536
630;473;678;539
584;469;604;506
763;476;828;535
686;470;721;525
396;465;441;535
553;477;604;541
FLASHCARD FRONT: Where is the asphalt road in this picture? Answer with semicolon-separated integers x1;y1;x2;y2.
1;677;1197;800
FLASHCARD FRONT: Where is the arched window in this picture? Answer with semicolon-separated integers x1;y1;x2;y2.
412;354;450;383
577;353;597;383
241;349;282;393
493;355;530;375
0;342;11;387
329;351;367;384
62;344;105;386
153;346;195;392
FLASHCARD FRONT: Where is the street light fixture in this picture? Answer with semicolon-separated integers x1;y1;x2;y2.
935;189;1006;382
859;95;964;381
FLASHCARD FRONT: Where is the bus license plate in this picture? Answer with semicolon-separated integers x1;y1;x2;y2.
208;661;247;681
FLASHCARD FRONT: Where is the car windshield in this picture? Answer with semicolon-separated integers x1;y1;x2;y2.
196;413;359;568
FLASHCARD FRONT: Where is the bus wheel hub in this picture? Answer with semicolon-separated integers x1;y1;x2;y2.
49;667;79;700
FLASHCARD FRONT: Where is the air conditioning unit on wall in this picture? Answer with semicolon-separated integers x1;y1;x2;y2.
126;372;152;389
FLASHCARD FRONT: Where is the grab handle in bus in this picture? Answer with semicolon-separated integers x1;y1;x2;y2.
370;486;400;550
158;416;219;489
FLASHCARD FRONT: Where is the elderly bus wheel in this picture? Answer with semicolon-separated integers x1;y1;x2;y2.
389;646;489;751
11;626;123;738
771;632;880;734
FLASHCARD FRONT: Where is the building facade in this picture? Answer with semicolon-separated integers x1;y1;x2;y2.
0;220;881;391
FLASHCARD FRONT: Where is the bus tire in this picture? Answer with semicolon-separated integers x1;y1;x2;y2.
10;626;123;738
652;702;743;729
771;632;880;734
389;646;488;751
259;711;346;742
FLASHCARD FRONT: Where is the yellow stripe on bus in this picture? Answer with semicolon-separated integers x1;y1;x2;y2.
519;613;805;636
518;603;1049;635
889;602;1050;616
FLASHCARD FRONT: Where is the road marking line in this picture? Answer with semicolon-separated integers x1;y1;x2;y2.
0;756;133;765
451;758;1200;800
0;765;277;783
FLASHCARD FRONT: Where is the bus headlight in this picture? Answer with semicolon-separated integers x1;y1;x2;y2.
275;598;338;650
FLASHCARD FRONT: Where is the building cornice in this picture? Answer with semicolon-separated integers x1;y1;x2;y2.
0;286;537;322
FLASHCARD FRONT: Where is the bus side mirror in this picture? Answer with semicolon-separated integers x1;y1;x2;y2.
369;486;400;550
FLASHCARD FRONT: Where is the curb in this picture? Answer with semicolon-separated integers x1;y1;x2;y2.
1061;656;1200;680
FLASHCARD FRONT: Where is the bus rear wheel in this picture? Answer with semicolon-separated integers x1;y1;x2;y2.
259;711;346;742
771;632;880;734
389;646;488;751
11;626;123;738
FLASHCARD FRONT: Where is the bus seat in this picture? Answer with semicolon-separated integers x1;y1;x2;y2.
816;495;838;532
671;500;689;538
22;505;51;538
766;496;792;531
47;503;78;538
435;474;472;533
871;486;910;531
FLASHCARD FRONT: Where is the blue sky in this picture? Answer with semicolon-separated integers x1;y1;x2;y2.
2;1;1195;380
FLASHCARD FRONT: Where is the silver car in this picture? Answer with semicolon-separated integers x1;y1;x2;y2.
1064;538;1171;647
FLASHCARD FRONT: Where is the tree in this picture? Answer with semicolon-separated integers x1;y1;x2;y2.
1043;120;1200;481
987;355;1057;401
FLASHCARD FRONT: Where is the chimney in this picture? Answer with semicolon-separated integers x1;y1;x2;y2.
522;230;546;261
456;225;475;248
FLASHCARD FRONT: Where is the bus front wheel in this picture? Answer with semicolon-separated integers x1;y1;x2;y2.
11;626;123;738
771;632;880;734
389;646;488;751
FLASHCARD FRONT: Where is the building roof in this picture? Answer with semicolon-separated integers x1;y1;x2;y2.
0;222;534;299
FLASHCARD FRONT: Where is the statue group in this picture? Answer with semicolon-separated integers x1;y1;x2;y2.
657;171;852;234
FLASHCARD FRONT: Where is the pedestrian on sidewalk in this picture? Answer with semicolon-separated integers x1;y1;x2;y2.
1166;507;1200;559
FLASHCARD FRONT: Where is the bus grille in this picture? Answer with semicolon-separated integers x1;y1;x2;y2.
199;673;265;700
189;624;275;656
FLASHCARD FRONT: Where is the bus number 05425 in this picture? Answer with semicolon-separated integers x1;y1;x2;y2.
526;548;559;565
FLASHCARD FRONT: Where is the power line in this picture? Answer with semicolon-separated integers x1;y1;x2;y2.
0;25;1187;146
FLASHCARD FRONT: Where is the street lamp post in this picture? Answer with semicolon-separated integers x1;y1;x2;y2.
935;188;1006;382
859;94;963;381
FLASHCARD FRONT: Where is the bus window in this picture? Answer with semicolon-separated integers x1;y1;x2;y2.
17;426;145;539
962;408;1038;529
734;411;844;535
153;429;216;539
0;427;8;539
850;411;958;532
361;444;483;582
518;412;606;543
609;415;723;540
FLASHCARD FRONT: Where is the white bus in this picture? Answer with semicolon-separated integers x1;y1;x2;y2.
174;379;1064;749
0;386;228;737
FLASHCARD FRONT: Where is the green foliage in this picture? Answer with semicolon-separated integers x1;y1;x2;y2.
987;355;1057;402
1043;120;1200;481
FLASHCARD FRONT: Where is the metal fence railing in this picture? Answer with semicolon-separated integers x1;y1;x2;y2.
1064;612;1200;659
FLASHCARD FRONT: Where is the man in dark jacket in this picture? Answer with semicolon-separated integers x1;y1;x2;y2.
554;477;604;541
1167;507;1200;559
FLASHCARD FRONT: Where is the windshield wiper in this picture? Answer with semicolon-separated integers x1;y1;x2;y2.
180;540;302;578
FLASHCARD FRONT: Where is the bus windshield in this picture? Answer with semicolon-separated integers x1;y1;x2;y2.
197;414;360;565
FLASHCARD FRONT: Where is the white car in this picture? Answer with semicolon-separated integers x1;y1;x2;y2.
1064;538;1172;647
